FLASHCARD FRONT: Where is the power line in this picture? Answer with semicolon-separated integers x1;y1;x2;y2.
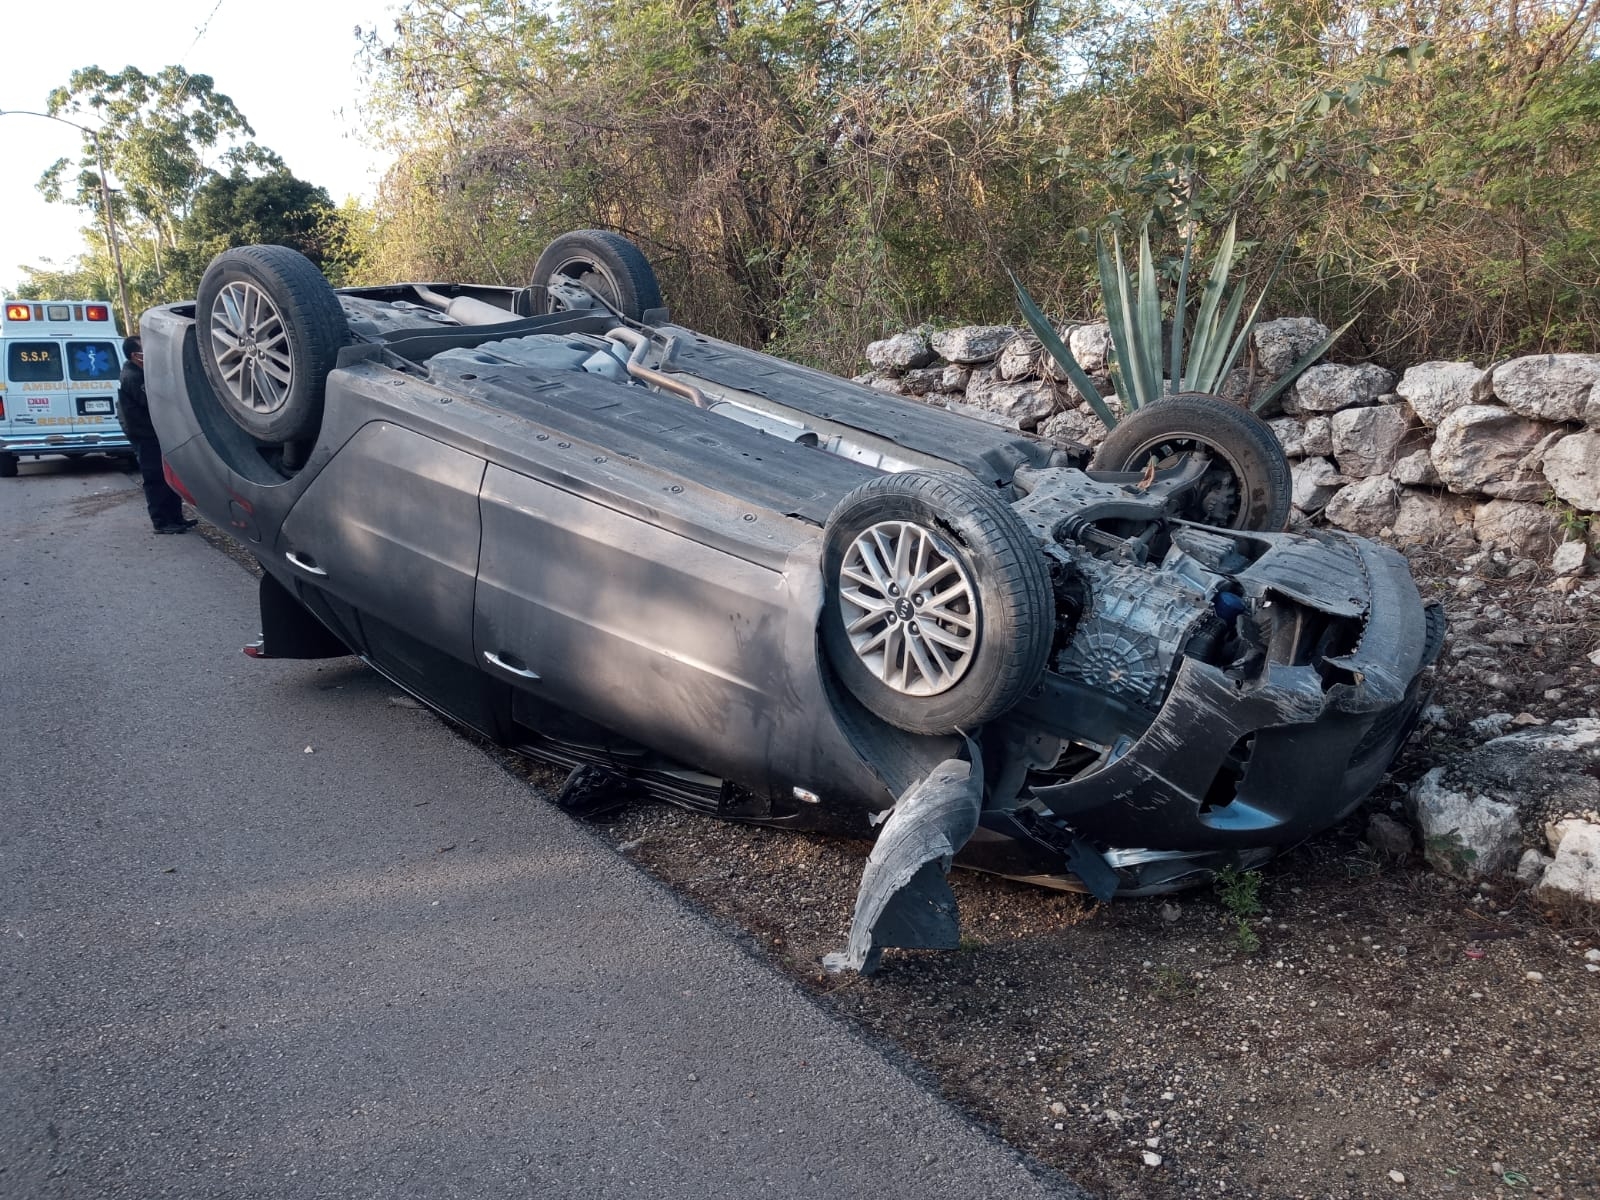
186;0;228;58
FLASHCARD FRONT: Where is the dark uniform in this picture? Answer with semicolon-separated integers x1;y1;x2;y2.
117;336;191;533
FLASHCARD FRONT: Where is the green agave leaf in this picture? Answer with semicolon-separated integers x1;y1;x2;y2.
1185;218;1237;392
1251;316;1358;412
1008;270;1119;431
1097;231;1155;409
1210;248;1290;392
1136;224;1164;398
1192;281;1249;394
1169;224;1194;392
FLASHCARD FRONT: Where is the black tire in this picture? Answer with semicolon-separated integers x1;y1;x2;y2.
1090;393;1292;531
531;230;663;321
821;471;1054;736
0;454;17;478
196;245;349;444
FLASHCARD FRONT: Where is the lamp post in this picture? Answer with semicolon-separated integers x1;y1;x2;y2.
0;108;133;335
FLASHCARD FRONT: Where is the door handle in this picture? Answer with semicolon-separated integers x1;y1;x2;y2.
483;650;540;680
284;550;327;577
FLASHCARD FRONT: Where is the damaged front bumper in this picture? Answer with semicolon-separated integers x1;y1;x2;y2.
1020;535;1440;854
831;535;1442;970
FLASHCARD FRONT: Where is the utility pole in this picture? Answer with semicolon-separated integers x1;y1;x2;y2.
1;108;134;334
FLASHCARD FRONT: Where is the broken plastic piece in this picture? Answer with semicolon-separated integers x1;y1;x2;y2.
824;740;983;975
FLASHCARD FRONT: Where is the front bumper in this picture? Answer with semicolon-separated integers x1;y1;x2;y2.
1;431;131;456
1026;536;1439;852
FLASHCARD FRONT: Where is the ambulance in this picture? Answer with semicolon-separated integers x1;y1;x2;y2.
0;299;132;477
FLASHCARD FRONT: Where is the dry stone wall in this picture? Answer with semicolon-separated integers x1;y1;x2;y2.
859;323;1600;903
859;326;1600;578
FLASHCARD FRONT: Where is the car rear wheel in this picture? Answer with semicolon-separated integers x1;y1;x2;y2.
821;471;1054;736
531;230;663;321
1090;393;1292;531
196;245;349;445
0;454;17;478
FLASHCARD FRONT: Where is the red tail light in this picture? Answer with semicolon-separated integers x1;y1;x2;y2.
4;304;30;321
86;304;110;322
163;461;197;505
0;397;6;419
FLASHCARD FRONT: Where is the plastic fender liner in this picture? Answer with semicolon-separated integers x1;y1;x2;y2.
824;740;984;975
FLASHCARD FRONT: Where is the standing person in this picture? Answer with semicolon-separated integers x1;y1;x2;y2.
118;336;194;535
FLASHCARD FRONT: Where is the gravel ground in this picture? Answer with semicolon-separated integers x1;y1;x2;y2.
527;551;1600;1200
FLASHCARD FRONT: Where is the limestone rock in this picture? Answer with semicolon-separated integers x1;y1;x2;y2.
1038;406;1109;448
931;325;1018;365
1391;448;1442;487
962;369;1059;430
1472;499;1566;557
1366;813;1414;859
899;367;946;397
1269;417;1305;457
1539;819;1600;904
941;364;972;393
1270;416;1333;460
1323;475;1401;537
1390;490;1475;550
1067;323;1111;375
1251;317;1332;378
939;396;1017;429
1491;354;1600;423
867;374;906;395
1516;848;1553;886
997;335;1042;381
1410;767;1522;880
1542;430;1600;511
1331;404;1413;478
1397;361;1485;427
1291;456;1345;515
1291;362;1397;414
866;331;935;372
1552;540;1589;576
1430;405;1559;498
1301;416;1334;458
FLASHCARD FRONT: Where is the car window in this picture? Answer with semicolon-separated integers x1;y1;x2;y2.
7;341;64;383
67;341;119;382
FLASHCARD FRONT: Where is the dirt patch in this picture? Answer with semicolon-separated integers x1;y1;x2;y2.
553;552;1600;1199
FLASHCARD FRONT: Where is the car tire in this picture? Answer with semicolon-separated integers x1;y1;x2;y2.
0;453;17;478
196;245;349;444
531;230;663;321
1090;393;1292;531
821;471;1054;736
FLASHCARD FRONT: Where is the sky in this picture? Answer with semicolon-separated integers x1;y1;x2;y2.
0;0;400;296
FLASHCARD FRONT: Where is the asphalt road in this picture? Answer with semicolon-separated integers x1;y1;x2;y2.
0;458;1078;1200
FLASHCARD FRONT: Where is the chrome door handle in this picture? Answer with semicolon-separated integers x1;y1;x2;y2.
284;550;327;577
483;650;539;680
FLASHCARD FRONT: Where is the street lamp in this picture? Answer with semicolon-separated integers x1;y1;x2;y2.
0;108;133;334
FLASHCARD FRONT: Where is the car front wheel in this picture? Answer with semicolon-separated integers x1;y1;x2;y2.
1090;393;1292;531
821;471;1054;736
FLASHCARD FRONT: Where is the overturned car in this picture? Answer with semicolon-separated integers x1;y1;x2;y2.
143;232;1442;971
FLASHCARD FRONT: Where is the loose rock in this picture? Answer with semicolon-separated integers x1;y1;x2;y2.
1491;353;1600;423
1397;361;1484;427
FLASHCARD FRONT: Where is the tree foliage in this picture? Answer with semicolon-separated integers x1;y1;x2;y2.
357;0;1600;368
21;64;362;319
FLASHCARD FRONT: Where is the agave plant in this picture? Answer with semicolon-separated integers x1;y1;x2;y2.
1011;218;1352;429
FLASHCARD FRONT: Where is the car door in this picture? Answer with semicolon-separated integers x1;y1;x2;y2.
276;421;502;732
5;338;68;433
474;463;805;797
64;338;124;434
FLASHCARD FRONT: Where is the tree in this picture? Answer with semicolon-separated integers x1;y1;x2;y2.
168;170;339;293
39;65;283;270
